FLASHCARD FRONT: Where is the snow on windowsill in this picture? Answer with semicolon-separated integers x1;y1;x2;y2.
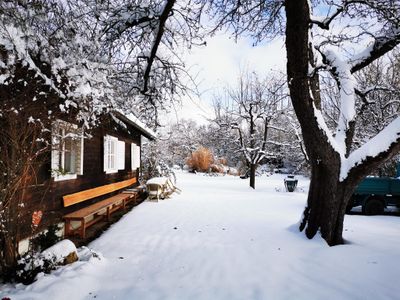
53;174;78;182
105;169;118;174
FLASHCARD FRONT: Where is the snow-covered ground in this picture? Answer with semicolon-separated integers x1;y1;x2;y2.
2;172;400;300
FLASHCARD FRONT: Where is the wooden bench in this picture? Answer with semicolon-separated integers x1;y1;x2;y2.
63;177;138;238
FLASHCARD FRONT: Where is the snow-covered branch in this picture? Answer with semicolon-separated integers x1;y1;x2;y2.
350;27;400;73
341;116;400;180
324;49;357;153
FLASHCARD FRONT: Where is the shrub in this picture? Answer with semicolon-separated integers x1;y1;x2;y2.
186;147;214;172
218;157;228;166
15;239;78;284
31;224;62;252
210;164;224;173
15;252;58;284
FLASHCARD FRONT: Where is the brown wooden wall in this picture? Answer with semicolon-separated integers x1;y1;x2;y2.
19;117;142;240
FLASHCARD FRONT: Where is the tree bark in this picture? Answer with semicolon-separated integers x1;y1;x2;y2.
299;157;356;245
249;163;256;189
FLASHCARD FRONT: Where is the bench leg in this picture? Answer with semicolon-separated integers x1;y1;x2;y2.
123;198;127;211
106;206;111;222
64;220;71;237
81;219;86;239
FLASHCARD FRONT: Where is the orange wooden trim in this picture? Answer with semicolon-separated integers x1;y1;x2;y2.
63;177;137;207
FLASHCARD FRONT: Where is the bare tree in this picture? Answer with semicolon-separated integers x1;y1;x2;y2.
0;88;56;277
214;72;286;188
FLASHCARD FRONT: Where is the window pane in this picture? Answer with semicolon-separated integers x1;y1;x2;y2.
63;135;76;174
65;151;72;173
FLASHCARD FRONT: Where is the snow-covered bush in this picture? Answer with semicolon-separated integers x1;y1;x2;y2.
15;252;58;285
15;239;77;285
227;167;239;176
210;164;225;174
141;140;177;183
155;161;177;184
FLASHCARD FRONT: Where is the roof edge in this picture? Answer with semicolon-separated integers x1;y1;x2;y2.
112;111;156;140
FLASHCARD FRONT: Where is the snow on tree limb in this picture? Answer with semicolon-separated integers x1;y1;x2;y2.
350;27;400;73
324;49;357;153
341;117;400;180
0;25;67;99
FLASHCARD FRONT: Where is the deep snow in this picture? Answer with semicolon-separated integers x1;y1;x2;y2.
1;172;400;300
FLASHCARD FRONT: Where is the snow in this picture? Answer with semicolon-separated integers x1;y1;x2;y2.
2;172;400;299
341;117;400;180
146;176;168;185
114;110;157;139
41;240;77;263
324;49;356;154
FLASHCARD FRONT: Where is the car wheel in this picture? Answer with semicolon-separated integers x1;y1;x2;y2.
363;198;384;215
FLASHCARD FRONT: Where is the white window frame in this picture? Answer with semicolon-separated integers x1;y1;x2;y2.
117;140;125;170
104;135;118;174
51;120;84;182
131;143;141;170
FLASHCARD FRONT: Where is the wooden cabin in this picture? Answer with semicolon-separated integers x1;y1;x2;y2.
0;49;155;260
17;111;156;253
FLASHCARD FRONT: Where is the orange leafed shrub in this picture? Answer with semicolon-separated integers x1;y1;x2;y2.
186;147;214;172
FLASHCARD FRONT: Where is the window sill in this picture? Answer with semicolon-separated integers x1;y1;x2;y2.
105;169;118;174
53;174;78;182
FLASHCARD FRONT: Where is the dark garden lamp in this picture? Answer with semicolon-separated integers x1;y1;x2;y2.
284;175;298;192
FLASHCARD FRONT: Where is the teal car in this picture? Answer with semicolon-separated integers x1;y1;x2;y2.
348;177;400;215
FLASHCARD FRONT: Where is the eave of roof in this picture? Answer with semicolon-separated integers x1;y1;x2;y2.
112;111;156;140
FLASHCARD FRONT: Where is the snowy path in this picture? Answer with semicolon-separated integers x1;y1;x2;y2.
2;173;400;300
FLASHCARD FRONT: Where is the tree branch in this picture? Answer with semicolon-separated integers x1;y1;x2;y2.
350;29;400;73
142;0;176;94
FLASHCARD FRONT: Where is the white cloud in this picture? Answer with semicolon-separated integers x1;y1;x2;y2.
188;34;286;94
162;95;215;126
166;33;287;125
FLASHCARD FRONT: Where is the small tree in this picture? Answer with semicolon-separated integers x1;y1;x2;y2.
0;103;52;276
214;71;286;188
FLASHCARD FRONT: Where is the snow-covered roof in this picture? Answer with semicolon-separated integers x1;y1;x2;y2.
112;111;156;140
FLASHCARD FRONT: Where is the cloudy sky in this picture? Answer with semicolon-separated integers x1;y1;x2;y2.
164;33;287;125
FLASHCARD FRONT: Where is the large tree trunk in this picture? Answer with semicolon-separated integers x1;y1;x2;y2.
299;157;358;245
284;0;353;246
249;163;256;189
